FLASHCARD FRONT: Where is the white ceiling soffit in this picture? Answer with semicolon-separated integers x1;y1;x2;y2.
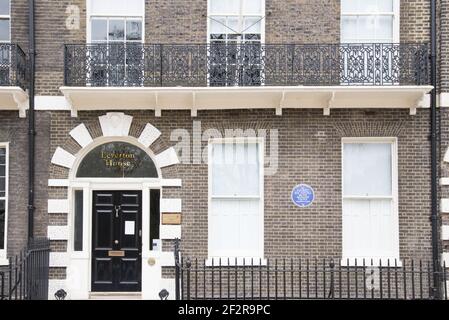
59;86;433;117
0;87;29;118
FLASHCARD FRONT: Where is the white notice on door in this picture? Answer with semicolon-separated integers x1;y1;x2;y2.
125;221;135;235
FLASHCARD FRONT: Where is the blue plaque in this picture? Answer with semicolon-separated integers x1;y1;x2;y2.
291;184;315;208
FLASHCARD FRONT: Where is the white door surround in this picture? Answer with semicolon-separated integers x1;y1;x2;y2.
47;113;182;300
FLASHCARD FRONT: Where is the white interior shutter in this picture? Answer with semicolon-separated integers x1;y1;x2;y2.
209;141;263;259
342;140;398;261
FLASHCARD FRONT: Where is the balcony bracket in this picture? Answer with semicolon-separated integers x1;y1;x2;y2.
324;92;336;116
64;93;77;117
276;92;285;116
155;93;161;117
410;93;429;116
0;87;29;118
13;91;29;118
191;92;197;117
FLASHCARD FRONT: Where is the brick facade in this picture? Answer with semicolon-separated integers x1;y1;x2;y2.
1;0;448;298
47;109;432;262
0;111;50;257
31;0;434;96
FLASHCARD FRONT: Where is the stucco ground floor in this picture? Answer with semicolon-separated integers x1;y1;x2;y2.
2;108;449;299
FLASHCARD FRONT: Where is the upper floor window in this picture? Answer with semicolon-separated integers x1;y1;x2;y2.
207;0;265;86
87;0;144;43
0;143;8;263
91;18;143;43
86;0;144;86
0;0;9;43
341;0;400;43
208;0;265;43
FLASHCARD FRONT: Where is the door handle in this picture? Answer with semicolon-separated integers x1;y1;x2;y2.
115;205;121;218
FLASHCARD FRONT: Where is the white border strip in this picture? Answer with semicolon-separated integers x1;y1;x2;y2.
160;225;181;239
48;199;69;214
48;179;70;187
443;226;449;241
440;93;449;108
442;199;449;213
48;226;69;240
160;199;182;213
50;252;69;267
161;179;182;188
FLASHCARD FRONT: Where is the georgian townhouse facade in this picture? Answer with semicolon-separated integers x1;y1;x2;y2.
1;0;449;300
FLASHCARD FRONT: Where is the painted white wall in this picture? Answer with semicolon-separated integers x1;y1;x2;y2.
142;251;176;300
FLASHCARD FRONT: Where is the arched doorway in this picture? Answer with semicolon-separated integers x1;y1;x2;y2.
71;138;162;293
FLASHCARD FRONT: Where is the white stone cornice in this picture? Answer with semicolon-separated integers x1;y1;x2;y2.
58;85;434;116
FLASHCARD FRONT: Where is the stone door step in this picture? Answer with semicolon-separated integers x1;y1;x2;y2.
89;292;142;300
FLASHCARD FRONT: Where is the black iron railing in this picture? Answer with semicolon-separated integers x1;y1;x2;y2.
64;43;430;87
0;44;27;90
0;238;50;300
174;241;447;300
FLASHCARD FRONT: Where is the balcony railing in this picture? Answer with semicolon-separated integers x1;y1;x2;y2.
0;44;27;90
64;43;430;88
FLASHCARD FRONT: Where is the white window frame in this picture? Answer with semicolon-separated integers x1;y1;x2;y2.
0;142;9;265
87;17;145;44
85;0;145;87
340;0;400;43
86;0;145;43
206;0;266;44
206;0;266;87
207;137;265;266
0;0;10;44
341;137;400;267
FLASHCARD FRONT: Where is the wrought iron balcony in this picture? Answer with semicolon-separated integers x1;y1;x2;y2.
0;44;27;90
64;43;430;88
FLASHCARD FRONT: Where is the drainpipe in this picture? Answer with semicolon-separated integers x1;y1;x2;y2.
27;0;35;240
430;0;441;299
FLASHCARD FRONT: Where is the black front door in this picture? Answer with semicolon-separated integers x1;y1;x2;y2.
92;191;142;292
